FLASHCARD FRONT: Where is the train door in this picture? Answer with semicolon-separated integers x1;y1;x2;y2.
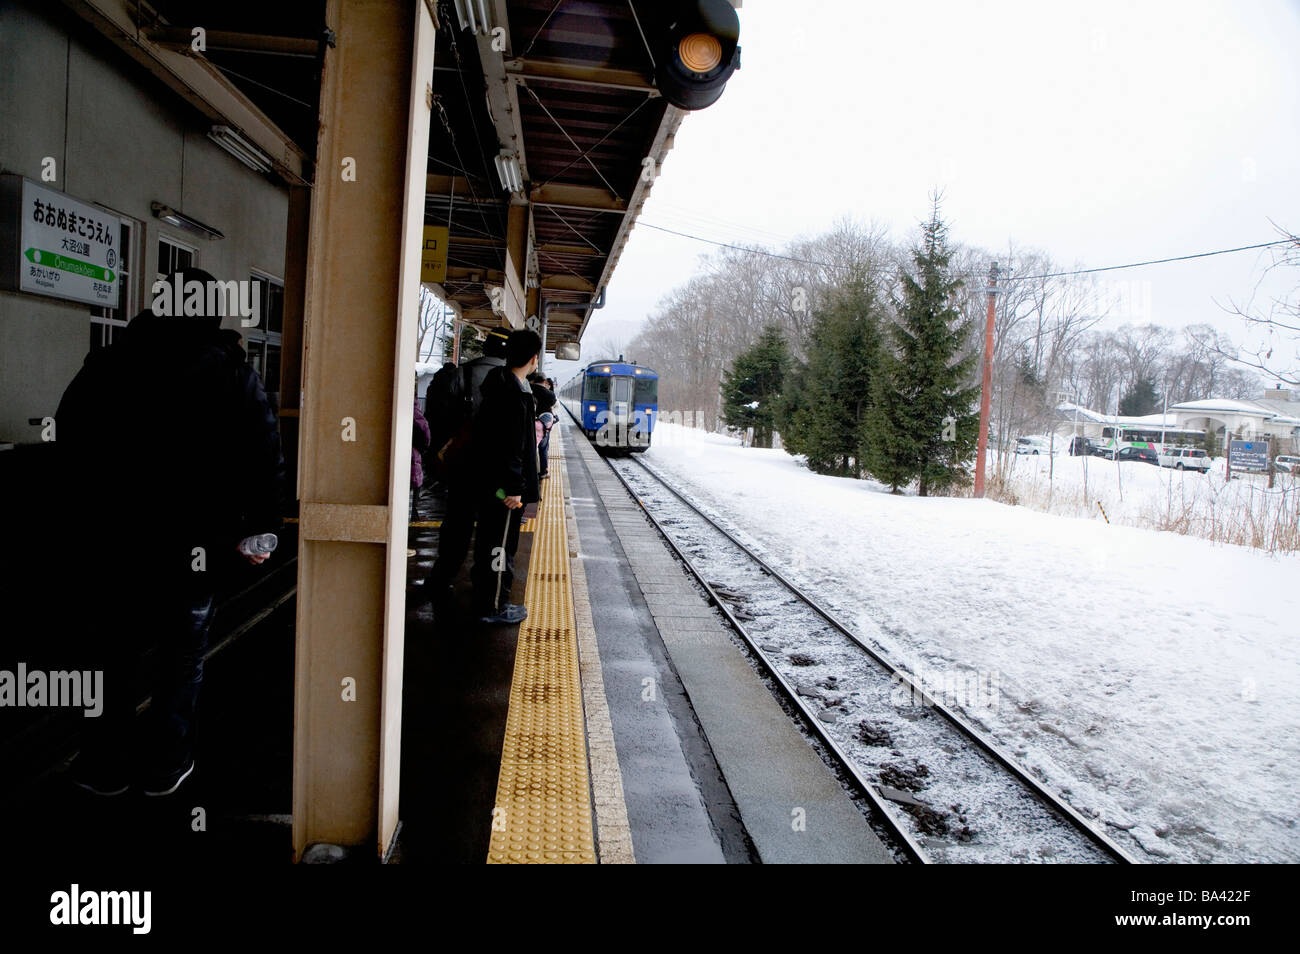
611;375;632;426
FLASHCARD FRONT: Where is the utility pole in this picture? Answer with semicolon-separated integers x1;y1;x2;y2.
1160;387;1168;451
974;260;999;498
1225;425;1232;485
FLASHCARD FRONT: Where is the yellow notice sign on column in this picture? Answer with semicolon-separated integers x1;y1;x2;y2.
421;226;449;283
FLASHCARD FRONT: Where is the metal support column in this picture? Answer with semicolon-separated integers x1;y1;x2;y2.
292;0;436;861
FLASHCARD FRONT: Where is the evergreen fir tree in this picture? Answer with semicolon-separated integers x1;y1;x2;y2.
781;277;882;475
720;324;789;447
866;202;979;495
1118;376;1160;417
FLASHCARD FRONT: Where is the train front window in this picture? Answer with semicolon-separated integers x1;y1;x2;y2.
634;378;658;404
585;375;610;401
612;376;632;404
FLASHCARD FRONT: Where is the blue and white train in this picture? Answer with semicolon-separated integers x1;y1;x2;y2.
559;358;659;452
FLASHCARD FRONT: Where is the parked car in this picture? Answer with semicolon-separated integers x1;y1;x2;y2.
1115;446;1160;465
1158;447;1211;472
1275;455;1300;474
1068;436;1095;456
1014;436;1053;455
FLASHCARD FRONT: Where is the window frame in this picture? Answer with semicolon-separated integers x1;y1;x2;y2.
245;269;284;399
156;233;199;284
89;211;139;353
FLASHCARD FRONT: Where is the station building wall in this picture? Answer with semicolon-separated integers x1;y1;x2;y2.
0;0;289;443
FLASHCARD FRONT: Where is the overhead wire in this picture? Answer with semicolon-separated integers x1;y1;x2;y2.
635;221;1298;282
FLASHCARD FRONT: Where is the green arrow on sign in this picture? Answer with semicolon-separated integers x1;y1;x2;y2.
24;247;115;282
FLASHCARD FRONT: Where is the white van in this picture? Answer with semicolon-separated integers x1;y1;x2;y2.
1158;447;1211;472
1276;455;1300;474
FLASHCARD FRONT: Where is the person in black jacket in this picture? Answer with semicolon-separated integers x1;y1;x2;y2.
468;330;542;625
55;268;286;797
425;329;508;609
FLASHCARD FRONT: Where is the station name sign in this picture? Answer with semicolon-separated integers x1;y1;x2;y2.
0;174;120;308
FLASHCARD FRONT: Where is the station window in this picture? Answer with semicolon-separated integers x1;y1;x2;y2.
89;216;136;353
157;235;196;282
244;270;284;404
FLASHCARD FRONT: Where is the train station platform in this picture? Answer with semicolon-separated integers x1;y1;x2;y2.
411;421;893;864
4;421;892;865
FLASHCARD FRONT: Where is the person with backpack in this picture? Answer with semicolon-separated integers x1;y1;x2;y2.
54;268;285;798
425;328;509;614
468;330;543;625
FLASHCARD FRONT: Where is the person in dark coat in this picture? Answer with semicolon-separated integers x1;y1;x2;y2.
426;329;508;609
54;268;285;797
468;330;542;624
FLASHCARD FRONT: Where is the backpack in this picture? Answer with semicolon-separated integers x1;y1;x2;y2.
426;363;473;479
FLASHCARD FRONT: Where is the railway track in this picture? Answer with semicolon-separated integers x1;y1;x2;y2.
604;451;1138;865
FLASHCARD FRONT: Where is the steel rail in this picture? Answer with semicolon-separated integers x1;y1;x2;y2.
614;452;1137;865
589;446;928;863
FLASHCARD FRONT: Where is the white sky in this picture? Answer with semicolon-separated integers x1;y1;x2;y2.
578;0;1300;369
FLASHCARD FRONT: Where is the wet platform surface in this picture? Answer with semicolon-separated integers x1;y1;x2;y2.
5;419;892;865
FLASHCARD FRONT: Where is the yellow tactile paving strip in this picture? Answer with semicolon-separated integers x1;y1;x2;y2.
562;432;636;863
487;447;597;863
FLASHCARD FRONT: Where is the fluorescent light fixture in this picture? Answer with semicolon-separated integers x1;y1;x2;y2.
150;202;225;240
452;0;493;35
207;125;273;174
493;150;523;193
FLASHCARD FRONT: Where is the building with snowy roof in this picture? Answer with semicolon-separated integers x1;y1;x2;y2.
1170;389;1300;450
1055;389;1300;455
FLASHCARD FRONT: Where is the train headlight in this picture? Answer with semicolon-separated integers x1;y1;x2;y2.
588;405;596;412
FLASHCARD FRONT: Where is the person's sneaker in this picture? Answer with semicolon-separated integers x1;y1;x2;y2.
70;756;130;797
141;760;195;797
479;603;527;625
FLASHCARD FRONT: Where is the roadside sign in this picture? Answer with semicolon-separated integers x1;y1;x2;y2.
1230;440;1269;471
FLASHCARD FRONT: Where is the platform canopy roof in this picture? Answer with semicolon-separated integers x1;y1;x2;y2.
62;0;738;353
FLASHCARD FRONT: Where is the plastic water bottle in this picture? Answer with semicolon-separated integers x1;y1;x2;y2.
238;533;278;556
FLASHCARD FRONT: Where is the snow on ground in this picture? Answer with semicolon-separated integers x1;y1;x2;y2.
642;422;1300;863
991;450;1300;553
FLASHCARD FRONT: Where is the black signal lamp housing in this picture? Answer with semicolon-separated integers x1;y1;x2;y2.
655;0;741;111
